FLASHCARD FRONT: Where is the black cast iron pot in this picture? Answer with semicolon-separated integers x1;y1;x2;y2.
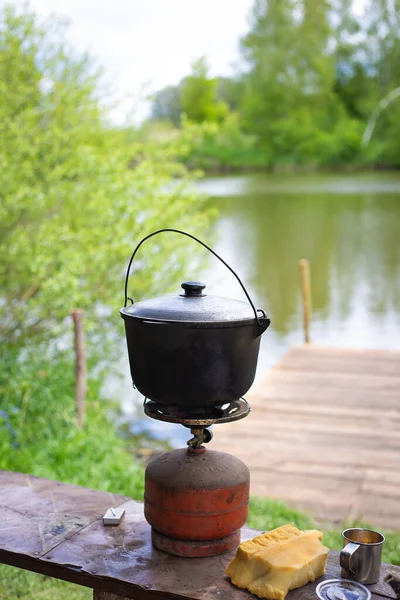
120;229;270;411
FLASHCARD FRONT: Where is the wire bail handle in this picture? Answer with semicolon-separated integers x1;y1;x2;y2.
123;228;268;327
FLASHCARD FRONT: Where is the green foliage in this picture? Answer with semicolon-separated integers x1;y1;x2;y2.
181;57;228;124
0;566;91;600
149;76;244;130
150;84;182;126
216;77;245;112
241;0;344;165
147;0;400;170
181;113;263;171
0;348;144;497
238;0;400;167
0;4;212;351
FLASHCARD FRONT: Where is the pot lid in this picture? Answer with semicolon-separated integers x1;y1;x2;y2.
120;280;259;323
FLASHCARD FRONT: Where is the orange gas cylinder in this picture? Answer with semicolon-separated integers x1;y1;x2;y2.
144;446;250;557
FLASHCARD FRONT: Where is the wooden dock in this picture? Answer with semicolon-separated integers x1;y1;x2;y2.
211;345;400;530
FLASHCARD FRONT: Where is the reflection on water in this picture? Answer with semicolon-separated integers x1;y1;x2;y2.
200;173;400;371
117;172;400;446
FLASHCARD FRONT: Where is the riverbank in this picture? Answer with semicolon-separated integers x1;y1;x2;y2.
143;116;400;175
189;162;400;176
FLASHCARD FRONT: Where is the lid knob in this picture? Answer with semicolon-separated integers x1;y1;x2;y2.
181;281;206;297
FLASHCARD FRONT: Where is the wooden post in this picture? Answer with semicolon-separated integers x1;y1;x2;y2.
71;309;86;428
299;259;312;344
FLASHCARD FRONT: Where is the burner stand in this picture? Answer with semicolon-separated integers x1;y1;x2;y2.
143;397;250;427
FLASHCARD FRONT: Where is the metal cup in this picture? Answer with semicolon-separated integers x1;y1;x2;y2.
340;528;385;585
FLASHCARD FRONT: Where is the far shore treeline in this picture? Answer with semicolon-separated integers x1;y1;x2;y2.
144;0;400;171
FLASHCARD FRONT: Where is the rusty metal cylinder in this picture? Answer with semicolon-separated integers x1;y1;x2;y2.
144;447;250;557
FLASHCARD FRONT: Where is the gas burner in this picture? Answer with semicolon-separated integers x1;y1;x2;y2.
143;397;250;427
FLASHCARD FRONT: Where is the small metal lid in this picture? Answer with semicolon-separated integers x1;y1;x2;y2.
316;580;371;600
120;280;258;324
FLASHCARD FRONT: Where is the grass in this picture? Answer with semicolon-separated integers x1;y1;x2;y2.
0;349;399;599
0;349;144;497
0;570;91;600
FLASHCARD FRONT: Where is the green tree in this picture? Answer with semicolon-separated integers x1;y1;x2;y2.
332;0;373;120
241;0;297;158
180;57;228;123
150;83;182;126
241;0;356;165
298;0;334;94
215;76;245;112
181;113;260;171
361;0;400;162
364;0;400;96
0;5;211;349
149;76;243;129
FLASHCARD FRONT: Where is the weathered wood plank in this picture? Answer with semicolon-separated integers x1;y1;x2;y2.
249;461;400;487
218;429;400;452
257;371;400;393
0;471;129;558
251;397;400;417
251;390;400;410
226;418;400;442
277;346;400;377
280;344;400;363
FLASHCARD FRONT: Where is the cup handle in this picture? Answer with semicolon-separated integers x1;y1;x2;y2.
340;542;360;574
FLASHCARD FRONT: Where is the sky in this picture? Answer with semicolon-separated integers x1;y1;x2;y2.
22;0;255;123
17;0;366;124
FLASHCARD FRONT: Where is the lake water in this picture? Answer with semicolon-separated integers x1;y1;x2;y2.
119;172;400;445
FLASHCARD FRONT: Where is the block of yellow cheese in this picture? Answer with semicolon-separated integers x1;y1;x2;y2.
226;523;329;600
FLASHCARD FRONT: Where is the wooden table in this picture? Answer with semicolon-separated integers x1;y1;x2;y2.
0;470;399;600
